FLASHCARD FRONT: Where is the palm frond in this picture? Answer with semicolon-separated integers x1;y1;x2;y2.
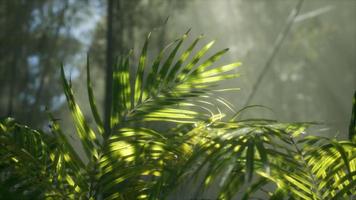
0;118;78;199
0;32;355;200
61;65;100;160
110;31;240;128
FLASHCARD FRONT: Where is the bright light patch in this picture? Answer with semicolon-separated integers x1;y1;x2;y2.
110;141;135;160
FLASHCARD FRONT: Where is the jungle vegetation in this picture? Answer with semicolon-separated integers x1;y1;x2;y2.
1;0;355;199
0;32;355;200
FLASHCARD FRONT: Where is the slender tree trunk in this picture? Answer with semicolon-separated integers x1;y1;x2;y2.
7;54;17;117
104;0;115;136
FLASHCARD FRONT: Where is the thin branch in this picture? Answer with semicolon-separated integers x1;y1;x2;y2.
294;5;334;23
243;0;304;108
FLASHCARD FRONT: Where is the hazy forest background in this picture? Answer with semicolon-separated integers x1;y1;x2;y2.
1;0;355;139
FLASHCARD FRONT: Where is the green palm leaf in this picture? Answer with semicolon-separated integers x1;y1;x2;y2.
1;32;355;200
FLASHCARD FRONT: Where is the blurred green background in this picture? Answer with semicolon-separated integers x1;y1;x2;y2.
1;0;355;138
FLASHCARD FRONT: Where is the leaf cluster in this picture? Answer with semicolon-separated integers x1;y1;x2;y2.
0;32;355;200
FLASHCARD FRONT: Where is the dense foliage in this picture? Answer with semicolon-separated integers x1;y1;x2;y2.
0;33;355;200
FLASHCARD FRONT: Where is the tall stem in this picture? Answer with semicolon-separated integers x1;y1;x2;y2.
104;0;115;137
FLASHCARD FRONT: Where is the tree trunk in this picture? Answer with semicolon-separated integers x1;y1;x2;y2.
104;0;115;136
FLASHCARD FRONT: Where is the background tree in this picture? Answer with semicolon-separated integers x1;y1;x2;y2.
0;0;92;128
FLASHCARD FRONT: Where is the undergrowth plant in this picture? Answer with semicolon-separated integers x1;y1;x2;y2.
0;32;355;200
